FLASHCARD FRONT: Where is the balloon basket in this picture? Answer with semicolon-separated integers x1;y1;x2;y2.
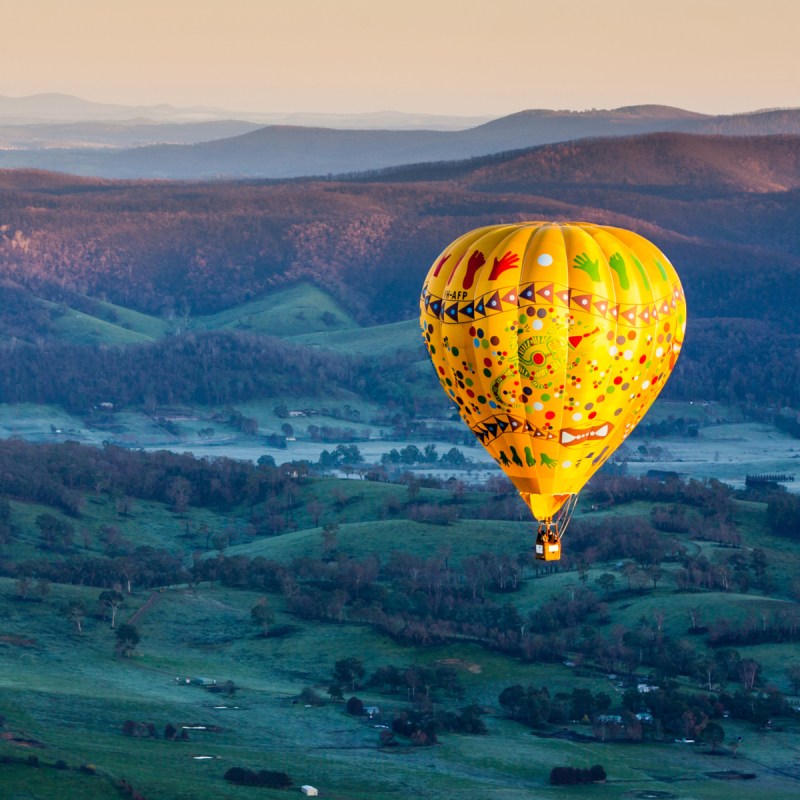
535;529;561;562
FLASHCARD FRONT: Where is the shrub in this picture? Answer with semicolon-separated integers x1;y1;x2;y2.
223;767;292;788
550;765;606;785
346;696;364;716
121;720;152;738
299;687;325;706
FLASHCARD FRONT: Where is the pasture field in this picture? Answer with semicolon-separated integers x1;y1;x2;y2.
4;573;800;800
624;422;800;491
2;468;800;799
289;317;421;357
19;283;355;347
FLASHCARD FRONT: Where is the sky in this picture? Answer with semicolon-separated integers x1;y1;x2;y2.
3;0;799;116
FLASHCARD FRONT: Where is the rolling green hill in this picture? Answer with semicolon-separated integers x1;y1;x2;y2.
10;283;363;347
48;305;159;345
192;283;359;337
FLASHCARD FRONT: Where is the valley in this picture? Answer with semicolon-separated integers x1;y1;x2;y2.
1;130;800;798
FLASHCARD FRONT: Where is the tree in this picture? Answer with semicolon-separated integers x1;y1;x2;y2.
334;657;365;691
327;684;344;702
738;658;760;691
16;576;30;600
36;578;51;603
321;523;339;555
36;513;74;551
441;447;467;467
423;443;438;463
787;663;800;696
65;600;86;633
166;477;191;514
99;590;125;628
648;565;664;589
701;721;725;753
596;573;616;599
115;623;140;657
621;561;638;591
306;497;324;526
250;597;274;637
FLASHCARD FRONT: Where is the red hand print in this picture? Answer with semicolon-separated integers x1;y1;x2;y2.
445;250;466;286
489;251;520;280
432;253;451;277
462;250;486;290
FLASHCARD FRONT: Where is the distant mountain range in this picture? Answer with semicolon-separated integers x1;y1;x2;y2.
0;92;489;130
1;94;800;179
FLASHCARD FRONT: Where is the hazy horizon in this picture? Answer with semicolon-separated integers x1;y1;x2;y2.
4;0;799;118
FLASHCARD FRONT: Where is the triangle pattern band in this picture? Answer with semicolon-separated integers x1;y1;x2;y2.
468;414;556;445
422;280;683;326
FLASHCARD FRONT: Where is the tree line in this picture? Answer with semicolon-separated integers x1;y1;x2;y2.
0;332;433;414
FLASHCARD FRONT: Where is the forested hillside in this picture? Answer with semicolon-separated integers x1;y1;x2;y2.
1;132;799;406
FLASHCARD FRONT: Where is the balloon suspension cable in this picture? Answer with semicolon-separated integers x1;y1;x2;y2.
552;494;579;540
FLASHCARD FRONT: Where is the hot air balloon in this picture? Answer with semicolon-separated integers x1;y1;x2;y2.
420;222;686;561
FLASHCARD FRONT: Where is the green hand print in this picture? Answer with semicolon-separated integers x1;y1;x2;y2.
540;453;558;469
608;252;630;290
524;446;536;467
573;252;600;282
631;254;651;291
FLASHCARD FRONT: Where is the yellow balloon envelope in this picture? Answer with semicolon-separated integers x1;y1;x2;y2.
420;222;686;555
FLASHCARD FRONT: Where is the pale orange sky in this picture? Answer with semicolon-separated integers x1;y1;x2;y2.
3;0;799;115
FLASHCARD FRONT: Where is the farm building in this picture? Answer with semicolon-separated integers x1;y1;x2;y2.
301;786;318;796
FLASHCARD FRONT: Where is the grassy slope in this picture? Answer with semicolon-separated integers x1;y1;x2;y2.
4;575;799;800
20;283;360;346
191;283;359;337
44;296;172;344
289;317;421;356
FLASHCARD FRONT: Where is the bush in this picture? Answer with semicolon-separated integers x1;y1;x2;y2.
550;765;606;785
346;696;364;716
223;767;292;788
299;687;325;706
121;720;153;738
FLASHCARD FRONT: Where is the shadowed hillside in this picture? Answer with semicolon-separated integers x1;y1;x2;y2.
1;132;799;321
2;132;800;406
